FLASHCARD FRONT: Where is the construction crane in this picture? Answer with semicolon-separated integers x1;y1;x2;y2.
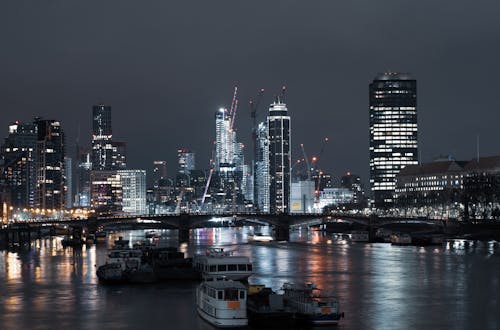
300;143;312;180
200;168;214;212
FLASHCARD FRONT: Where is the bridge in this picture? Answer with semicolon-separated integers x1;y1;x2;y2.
1;211;453;246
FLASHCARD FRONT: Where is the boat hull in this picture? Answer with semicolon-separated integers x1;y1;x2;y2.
197;306;247;328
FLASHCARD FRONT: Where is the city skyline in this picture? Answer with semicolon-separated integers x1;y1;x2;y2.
3;1;500;184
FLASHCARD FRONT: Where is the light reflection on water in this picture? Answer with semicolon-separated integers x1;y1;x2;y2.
0;227;499;330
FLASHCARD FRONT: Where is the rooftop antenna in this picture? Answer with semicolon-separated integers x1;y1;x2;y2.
477;134;480;163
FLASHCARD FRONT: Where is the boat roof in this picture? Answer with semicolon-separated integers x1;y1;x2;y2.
202;279;247;290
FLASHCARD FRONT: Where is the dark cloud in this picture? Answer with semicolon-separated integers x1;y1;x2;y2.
2;0;500;184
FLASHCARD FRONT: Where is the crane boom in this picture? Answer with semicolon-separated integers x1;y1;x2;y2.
200;168;214;210
300;144;311;180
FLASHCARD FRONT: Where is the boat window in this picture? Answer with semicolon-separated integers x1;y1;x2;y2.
247;264;253;271
238;264;246;271
224;288;239;301
218;265;227;272
218;291;223;300
209;265;217;272
239;290;245;300
228;264;237;271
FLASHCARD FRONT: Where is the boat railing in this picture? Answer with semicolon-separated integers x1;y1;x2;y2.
205;247;232;257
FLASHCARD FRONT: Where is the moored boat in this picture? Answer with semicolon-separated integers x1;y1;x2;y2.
282;283;344;326
196;277;248;328
247;285;303;328
391;233;412;245
350;230;369;242
193;248;252;281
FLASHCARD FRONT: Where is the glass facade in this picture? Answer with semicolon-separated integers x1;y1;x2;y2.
369;72;418;208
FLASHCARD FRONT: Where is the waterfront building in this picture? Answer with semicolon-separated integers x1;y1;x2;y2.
369;72;419;208
1;122;37;208
315;188;354;211
90;170;122;214
178;149;195;174
255;122;269;212
290;180;315;214
91;104;113;171
34;118;65;210
119;170;146;215
267;99;291;214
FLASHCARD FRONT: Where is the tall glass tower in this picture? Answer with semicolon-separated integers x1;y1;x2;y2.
267;100;291;214
369;72;418;208
92;104;113;171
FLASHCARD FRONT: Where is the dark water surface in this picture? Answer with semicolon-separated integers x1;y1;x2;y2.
1;227;499;330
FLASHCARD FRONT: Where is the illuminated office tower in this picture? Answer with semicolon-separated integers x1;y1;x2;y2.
214;108;232;171
119;170;146;215
267;100;291;214
255;121;269;212
34;118;65;210
91;104;113;171
369;72;418;208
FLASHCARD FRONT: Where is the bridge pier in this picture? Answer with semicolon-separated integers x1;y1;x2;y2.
273;214;291;241
178;213;191;243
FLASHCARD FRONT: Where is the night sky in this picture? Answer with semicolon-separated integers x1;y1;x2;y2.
2;1;500;185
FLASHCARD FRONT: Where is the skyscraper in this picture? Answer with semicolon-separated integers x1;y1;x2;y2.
267;100;291;214
177;149;195;174
215;108;232;171
369;72;418;208
119;169;146;215
34;118;65;210
1;122;37;208
255;121;269;212
91;104;113;171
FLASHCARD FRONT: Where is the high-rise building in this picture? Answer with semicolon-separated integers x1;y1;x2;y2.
255;122;269;212
215;108;232;171
91;104;113;171
153;160;167;184
75;148;91;207
177;149;195;174
111;141;127;170
267;100;291;214
341;172;365;206
64;157;72;209
1;122;37;208
119;170;146;215
369;72;418;208
34;118;65;210
90;170;122;214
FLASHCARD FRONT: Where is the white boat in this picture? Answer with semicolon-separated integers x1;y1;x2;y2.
350;231;369;242
282;283;344;326
193;248;253;281
248;232;273;242
196;277;248;328
391;233;412;245
96;238;143;283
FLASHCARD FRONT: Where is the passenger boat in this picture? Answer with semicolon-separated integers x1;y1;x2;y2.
95;231;107;243
282;283;344;326
96;245;144;283
247;285;303;327
391;233;412;245
196;277;248;328
193;248;253;281
350;230;369;242
150;247;200;280
145;230;161;239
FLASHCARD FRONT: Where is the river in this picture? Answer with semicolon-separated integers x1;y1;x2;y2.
0;227;499;329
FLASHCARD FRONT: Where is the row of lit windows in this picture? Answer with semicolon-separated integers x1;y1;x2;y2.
372;107;416;111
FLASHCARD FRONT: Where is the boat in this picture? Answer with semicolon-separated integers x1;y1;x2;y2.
145;230;161;239
247;285;304;328
150;247;200;280
196;277;248;328
61;236;84;248
95;231;107;243
193;248;253;281
96;237;144;283
350;230;369;242
248;232;273;242
391;233;412;245
85;234;95;244
282;283;344;326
